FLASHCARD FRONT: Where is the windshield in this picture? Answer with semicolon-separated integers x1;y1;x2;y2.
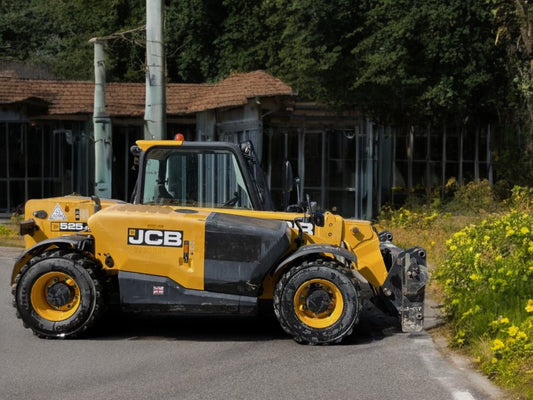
141;148;253;209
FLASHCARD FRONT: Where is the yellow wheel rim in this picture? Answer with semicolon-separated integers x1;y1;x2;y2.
293;278;344;329
30;271;81;322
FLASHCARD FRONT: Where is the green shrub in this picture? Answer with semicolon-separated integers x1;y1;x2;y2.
445;179;501;214
378;205;440;229
0;224;16;237
506;185;533;214
436;210;532;341
0;221;23;247
434;210;533;396
476;311;533;397
380;186;533;398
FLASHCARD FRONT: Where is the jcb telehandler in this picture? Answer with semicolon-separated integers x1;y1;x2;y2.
11;139;427;344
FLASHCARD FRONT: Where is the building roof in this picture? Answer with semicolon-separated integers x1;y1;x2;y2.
0;70;294;117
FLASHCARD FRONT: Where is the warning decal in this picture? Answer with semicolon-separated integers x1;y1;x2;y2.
49;204;68;221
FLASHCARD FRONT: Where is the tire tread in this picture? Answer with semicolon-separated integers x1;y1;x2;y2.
12;249;106;339
273;259;361;345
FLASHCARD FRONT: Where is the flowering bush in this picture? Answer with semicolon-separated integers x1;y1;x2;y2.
447;179;500;214
378;206;441;229
480;307;533;396
506;186;533;213
435;207;533;396
380;185;533;397
0;224;16;237
436;210;532;340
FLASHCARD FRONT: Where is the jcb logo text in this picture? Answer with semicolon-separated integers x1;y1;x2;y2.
128;228;183;247
285;221;314;235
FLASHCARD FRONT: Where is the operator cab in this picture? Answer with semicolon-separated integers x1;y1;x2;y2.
131;140;274;211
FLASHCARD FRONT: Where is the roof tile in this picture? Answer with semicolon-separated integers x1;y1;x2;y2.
0;70;294;117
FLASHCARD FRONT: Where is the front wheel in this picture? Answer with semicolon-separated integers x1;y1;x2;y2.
13;250;105;338
273;260;362;344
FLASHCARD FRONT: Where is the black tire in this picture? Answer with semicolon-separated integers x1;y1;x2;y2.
273;260;361;344
12;249;105;339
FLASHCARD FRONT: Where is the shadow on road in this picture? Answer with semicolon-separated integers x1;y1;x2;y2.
88;300;401;344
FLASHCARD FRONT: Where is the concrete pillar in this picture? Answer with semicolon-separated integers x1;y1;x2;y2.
144;0;166;140
90;38;112;198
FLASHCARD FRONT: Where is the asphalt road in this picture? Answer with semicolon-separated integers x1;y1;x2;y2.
0;247;503;400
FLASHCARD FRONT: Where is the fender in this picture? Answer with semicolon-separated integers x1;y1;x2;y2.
11;234;94;284
274;243;368;285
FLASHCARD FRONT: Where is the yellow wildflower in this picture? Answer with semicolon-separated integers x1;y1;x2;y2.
526;299;533;313
520;227;530;235
491;339;505;351
469;274;481;281
507;325;519;337
491;317;510;325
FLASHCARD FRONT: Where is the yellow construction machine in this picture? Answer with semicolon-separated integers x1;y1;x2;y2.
11;139;427;344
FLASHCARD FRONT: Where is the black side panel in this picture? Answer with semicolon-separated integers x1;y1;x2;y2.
118;271;257;315
204;213;290;296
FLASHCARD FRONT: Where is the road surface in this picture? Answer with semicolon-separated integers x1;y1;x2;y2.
0;246;503;400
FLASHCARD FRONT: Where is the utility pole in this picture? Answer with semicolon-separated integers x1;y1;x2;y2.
89;38;112;198
144;0;166;140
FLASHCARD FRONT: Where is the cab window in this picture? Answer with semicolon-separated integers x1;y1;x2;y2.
142;148;253;209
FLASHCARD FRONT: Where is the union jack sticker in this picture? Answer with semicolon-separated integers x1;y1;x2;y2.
153;286;165;295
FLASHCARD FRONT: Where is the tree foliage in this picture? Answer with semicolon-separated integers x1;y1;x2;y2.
0;1;524;135
165;0;225;82
350;0;509;126
0;0;146;81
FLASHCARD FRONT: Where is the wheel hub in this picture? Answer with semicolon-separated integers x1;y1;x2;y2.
46;282;73;308
31;271;81;321
305;288;331;314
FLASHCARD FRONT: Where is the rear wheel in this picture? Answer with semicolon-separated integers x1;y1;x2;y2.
274;260;361;344
13;249;105;338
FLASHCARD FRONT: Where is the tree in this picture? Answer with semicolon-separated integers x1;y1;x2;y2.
489;0;533;183
350;0;508;127
165;0;225;82
0;0;59;70
268;0;364;104
47;0;145;81
0;0;146;81
214;0;276;79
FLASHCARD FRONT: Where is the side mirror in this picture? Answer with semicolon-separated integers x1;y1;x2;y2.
91;195;102;213
130;145;141;168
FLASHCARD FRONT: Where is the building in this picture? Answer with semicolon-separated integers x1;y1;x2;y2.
0;70;493;219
